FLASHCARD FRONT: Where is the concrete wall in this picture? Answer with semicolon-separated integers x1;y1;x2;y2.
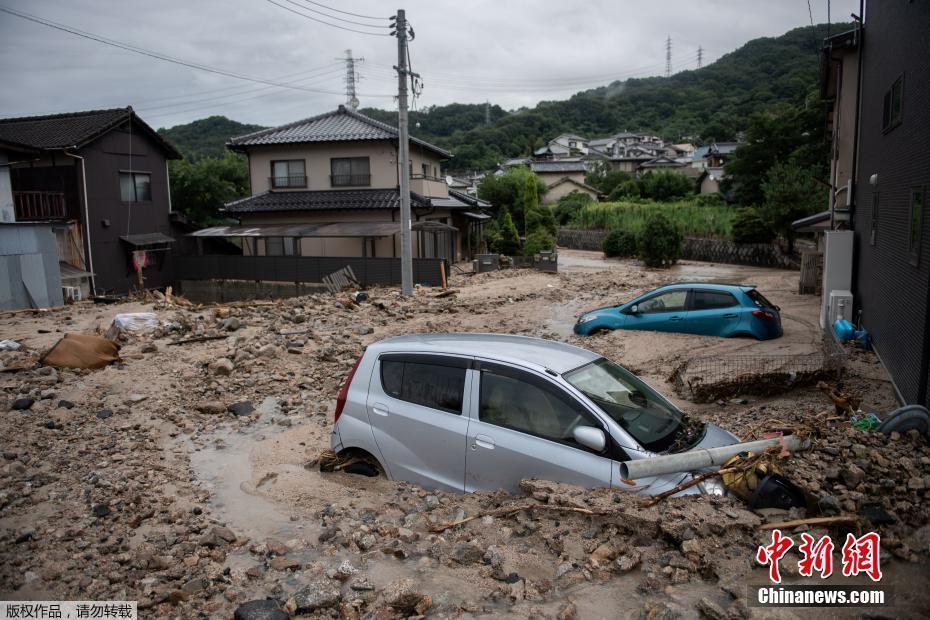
0;153;14;223
179;279;327;304
0;223;63;309
827;48;860;217
245;139;447;198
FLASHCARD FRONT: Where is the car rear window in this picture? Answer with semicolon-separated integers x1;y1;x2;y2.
746;289;775;309
692;290;738;310
380;359;466;415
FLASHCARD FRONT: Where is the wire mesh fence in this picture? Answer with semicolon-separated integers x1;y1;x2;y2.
671;332;847;403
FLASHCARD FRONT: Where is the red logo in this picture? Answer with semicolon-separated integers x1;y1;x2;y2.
840;532;883;582
757;530;882;584
798;533;835;578
756;529;794;584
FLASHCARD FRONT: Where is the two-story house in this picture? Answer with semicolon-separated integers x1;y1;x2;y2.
0;107;181;299
211;106;486;263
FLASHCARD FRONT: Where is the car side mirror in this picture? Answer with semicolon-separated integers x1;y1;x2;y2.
628;304;639;315
573;426;606;452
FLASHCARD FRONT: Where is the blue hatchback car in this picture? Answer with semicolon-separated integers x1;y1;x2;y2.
574;283;783;340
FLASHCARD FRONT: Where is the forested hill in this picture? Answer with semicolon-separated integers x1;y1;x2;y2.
157;116;265;159
361;23;838;172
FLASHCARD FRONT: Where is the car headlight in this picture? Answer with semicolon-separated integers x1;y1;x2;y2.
577;314;598;324
697;477;726;496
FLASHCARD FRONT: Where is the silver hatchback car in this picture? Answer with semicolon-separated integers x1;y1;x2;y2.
330;334;739;496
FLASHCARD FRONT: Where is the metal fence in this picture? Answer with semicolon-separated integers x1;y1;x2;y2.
174;255;447;287
671;332;847;403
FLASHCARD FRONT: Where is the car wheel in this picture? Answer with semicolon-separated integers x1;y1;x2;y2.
342;461;381;477
877;405;930;435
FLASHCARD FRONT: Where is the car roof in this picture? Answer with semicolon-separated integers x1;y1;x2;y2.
651;282;756;293
372;333;599;374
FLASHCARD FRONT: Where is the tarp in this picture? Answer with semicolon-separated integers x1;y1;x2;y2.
40;333;120;369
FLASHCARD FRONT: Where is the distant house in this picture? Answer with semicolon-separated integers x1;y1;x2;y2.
200;105;488;263
534;133;588;159
543;177;600;204
528;159;587;192
0;107;181;300
813;1;930;406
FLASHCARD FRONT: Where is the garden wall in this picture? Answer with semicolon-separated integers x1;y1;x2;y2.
557;229;799;270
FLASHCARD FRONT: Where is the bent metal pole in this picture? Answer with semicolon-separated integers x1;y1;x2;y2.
618;435;811;480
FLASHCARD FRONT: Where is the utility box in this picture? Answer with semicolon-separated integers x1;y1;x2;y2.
473;254;499;273
534;251;558;272
821;231;854;328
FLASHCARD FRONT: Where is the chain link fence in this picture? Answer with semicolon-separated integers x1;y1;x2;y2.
671;333;847;403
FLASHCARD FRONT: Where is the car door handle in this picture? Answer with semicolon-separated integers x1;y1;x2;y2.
669;316;684;321
723;313;738;318
371;402;389;417
472;434;494;450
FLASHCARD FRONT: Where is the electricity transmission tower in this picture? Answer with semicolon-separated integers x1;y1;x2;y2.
697;46;703;68
341;49;363;109
665;36;672;77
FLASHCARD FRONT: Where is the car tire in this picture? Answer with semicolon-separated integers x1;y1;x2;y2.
877;405;930;435
342;461;381;477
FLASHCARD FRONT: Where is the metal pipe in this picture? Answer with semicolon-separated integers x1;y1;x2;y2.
63;149;96;294
618;435;810;480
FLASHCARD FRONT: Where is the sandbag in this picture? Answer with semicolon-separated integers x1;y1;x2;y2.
40;334;121;369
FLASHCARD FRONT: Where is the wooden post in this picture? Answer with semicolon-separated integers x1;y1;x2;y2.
440;261;447;289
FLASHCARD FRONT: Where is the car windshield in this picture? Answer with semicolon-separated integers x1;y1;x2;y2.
563;358;684;452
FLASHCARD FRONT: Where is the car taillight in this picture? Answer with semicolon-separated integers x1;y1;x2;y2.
752;310;776;322
334;355;363;424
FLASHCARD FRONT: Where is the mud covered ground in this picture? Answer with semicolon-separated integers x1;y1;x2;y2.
1;250;928;619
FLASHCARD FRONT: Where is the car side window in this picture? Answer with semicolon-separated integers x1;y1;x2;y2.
692;290;738;310
478;364;601;451
637;290;688;314
380;358;466;414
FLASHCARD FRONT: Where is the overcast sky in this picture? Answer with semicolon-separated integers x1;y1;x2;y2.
0;0;857;130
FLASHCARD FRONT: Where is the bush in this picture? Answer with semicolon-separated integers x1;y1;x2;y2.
731;208;776;244
637;214;682;267
491;210;522;255
523;230;555;256
609;179;643;200
639;170;694;201
602;230;637;258
694;193;725;207
554;191;594;225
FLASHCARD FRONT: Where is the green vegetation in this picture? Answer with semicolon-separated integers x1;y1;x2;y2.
477;167;547;235
602;230;637;258
523;230;555;256
585;164;631;195
759;160;825;251
167;153;250;224
731;208;776;244
553;191;594;225
491;210;522;255
571;199;735;239
157;116;265;160
361;24;836;172
638;214;683;268
610;170;695;201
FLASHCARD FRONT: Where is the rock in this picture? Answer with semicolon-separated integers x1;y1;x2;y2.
140;343;158;354
233;599;288;620
211;358;235;376
424;495;440;510
451;542;484;564
268;556;299;572
95;409;113;420
223;317;243;331
381;578;431;615
265;538;290;556
841;464;865;488
356;534;376;551
228;401;255;417
92;504;110;518
201;526;237;547
907;477;925;490
196;401;226;415
286;579;342;614
697;597;727;620
681;539;701;555
11;398;34;411
557;601;577;620
182;577;207;594
906;525;930;554
615;552;641;573
57;399;75;409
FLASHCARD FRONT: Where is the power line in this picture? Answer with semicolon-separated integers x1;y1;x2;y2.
295;0;390;21
265;0;390;36
0;5;389;97
287;0;390;27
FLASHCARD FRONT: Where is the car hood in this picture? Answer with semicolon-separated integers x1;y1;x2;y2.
579;305;616;318
691;423;740;450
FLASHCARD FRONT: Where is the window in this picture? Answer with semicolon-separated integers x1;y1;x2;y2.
271;160;306;188
870;191;879;246
909;187;924;265
119;172;151;202
691;290;738;310
380;357;466;414
635;290;688;314
479;364;598;450
265;237;296;256
882;76;903;132
746;289;776;310
421;163;430;177
331;157;371;187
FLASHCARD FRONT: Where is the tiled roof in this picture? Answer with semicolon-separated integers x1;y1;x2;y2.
227;105;450;158
223;189;431;214
546;176;600;193
0;107;181;157
448;189;491;208
529;160;587;173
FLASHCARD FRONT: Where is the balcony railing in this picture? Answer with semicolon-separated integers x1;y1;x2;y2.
269;175;307;189
330;174;371;187
13;191;67;220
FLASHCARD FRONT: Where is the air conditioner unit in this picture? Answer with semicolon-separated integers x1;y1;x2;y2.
62;286;82;302
828;289;853;325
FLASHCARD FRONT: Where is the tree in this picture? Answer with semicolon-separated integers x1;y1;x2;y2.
523;173;557;237
637;214;682;267
602;230;637;257
639;171;694;201
523;230;555;256
168;153;250;224
477;167;546;233
759;161;823;251
554;191;594;225
492;209;522;255
731;208;776;244
586;163;631;195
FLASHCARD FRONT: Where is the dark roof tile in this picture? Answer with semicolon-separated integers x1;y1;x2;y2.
223;188;431;214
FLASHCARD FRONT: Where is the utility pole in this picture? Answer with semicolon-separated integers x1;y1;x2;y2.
697;46;703;69
393;9;413;297
341;49;363;109
665;36;672;77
